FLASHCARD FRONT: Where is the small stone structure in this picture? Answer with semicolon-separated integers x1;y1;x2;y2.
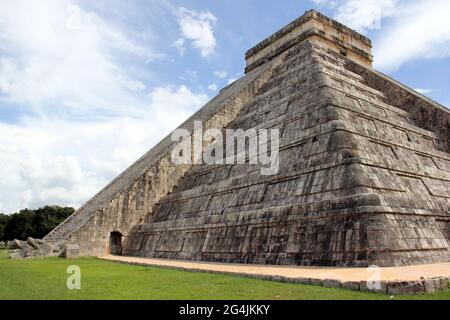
44;10;450;269
61;244;80;259
8;238;79;260
0;241;6;249
9;238;59;259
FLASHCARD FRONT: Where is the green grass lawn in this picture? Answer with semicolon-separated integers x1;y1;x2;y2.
0;250;449;300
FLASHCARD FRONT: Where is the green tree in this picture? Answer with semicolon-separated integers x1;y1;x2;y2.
32;206;75;238
0;214;10;241
1;206;74;241
3;209;35;241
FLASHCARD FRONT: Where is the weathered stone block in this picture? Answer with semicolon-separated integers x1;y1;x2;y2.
9;250;24;260
307;278;323;286
292;277;311;285
341;281;360;291
10;239;29;250
424;278;437;293
424;277;449;293
359;280;388;294
62;244;80;259
387;281;425;295
322;279;342;289
27;238;57;257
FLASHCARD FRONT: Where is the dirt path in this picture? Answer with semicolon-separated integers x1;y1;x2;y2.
101;255;450;283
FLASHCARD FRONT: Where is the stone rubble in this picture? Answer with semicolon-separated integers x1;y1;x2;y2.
8;238;79;260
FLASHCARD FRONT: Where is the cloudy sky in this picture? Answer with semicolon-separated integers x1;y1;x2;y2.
1;0;449;214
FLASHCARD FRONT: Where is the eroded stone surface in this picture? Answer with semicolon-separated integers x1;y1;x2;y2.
62;244;80;259
387;280;426;295
424;277;449;293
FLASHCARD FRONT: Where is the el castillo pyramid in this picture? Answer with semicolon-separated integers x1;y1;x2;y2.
45;10;450;267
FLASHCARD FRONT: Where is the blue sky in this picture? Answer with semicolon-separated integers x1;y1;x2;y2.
1;0;449;213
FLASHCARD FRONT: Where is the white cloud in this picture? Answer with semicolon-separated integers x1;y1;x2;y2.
178;70;198;83
373;0;450;71
228;78;237;85
315;0;450;72
213;70;228;79
0;0;154;118
329;0;398;33
149;85;209;128
0;85;209;213
414;88;433;94
123;79;146;92
0;1;214;214
173;38;186;56
19;155;101;210
313;0;335;5
208;83;218;91
175;7;217;57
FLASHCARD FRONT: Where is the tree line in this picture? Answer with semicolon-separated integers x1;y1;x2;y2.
0;206;74;242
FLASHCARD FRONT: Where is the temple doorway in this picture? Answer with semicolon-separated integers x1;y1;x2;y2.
109;231;123;256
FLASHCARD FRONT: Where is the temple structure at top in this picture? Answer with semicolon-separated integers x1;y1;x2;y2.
245;10;373;73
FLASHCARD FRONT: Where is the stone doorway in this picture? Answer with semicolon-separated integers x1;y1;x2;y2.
109;231;123;256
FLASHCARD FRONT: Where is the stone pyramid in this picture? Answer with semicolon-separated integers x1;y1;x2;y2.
45;10;450;267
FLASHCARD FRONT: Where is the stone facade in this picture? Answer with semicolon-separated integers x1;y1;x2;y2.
45;10;450;267
61;244;80;259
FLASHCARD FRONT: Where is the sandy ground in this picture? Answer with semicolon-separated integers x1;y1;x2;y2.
101;255;450;282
